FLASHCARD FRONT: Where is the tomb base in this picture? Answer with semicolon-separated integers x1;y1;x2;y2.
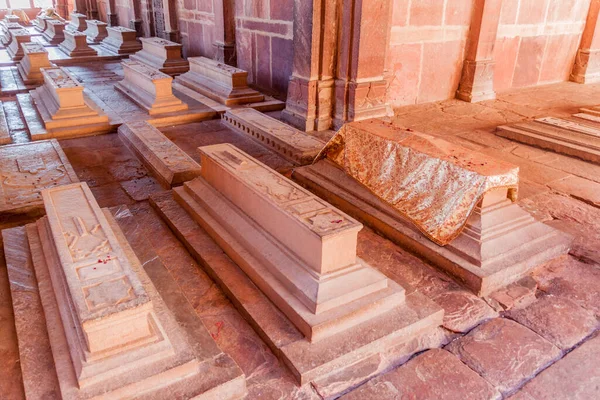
100;26;142;55
7;29;31;61
151;190;443;386
17;42;52;85
84;20;108;43
130;37;190;76
292;160;572;297
58;31;98;57
497;116;600;164
43;21;66;45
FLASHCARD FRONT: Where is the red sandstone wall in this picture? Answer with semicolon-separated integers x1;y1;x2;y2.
385;0;473;107
493;0;590;90
179;0;218;58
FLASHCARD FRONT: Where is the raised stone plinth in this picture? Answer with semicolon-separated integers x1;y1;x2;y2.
293;157;572;297
4;15;20;25
222;108;323;165
30;67;111;139
118;121;201;188
84;19;108;44
2;182;247;399
43;20;66;45
7;29;31;61
0;22;22;46
18;42;52;85
65;12;87;33
176;56;264;105
101;26;142;55
497;116;600;164
0;140;79;218
59;30;98;57
115;60;188;115
34;15;53;32
130;37;189;76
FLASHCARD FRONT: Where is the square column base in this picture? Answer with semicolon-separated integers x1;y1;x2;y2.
456;60;497;103
571;49;600;84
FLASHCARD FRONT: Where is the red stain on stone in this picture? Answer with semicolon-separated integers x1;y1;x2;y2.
211;321;224;340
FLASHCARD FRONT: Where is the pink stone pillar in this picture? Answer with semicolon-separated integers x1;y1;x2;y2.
281;0;339;132
456;0;503;102
333;0;393;130
213;0;236;66
572;0;600;83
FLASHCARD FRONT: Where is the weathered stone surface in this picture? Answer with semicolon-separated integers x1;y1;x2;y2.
100;26;142;55
432;290;498;333
487;276;538;312
446;318;562;395
0;140;79;217
43;20;66;46
84;20;108;44
7;28;31;61
175;56;264;105
506;295;599;350
118;121;201;188
58;30;98;57
65;12;87;33
18;42;52;85
130;37;190;76
115;60;188;115
341;349;501;400
223;108;324;165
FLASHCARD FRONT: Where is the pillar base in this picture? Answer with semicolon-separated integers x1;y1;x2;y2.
213;41;237;66
456;59;496;103
129;19;143;37
333;79;391;130
570;49;600;84
282;77;334;132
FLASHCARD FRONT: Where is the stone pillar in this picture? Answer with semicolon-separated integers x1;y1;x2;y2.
129;0;143;36
107;0;119;26
281;0;339;132
162;0;180;42
456;0;503;102
333;0;393;130
213;0;236;66
571;0;600;83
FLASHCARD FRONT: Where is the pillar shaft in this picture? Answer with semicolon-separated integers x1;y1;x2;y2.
213;0;236;65
572;0;600;83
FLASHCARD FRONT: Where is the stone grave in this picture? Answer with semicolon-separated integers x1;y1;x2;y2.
0;22;22;46
65;12;87;33
175;56;264;105
152;143;443;385
101;26;142;55
497;116;600;164
0;140;79;218
29;67;112;139
18;42;52;85
43;20;66;45
84;19;108;44
118;121;201;188
59;30;98;57
7;28;31;61
2;182;247;399
293;120;572;296
115;60;188;115
130;37;189;76
3;14;20;25
34;15;53;33
222;108;323;165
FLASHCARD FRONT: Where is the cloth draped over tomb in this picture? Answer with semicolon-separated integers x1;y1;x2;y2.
315;120;519;245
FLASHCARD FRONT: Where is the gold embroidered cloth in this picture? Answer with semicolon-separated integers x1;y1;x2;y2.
316;120;519;245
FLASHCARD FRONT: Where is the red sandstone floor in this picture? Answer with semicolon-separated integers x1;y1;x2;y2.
1;71;599;399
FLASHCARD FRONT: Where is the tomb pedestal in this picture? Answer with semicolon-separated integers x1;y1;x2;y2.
34;15;52;32
0;22;22;46
4;15;20;25
30;67;111;139
222;108;323;165
130;37;189;76
100;26;142;55
2;182;247;399
43;20;66;45
65;12;87;33
7;29;31;61
175;56;264;105
115;60;188;115
84;19;108;44
59;30;98;57
18;42;52;85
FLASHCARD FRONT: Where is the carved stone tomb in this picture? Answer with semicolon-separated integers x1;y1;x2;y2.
18;42;52;85
34;15;53;33
100;26;142;55
130;37;190;76
7;28;31;61
43;20;67;46
84;20;108;44
66;12;87;33
0;22;22;46
59;30;98;57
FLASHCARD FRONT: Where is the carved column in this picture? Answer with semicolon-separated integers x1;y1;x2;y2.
456;0;503;102
213;0;236;65
281;0;339;132
572;0;600;83
106;0;118;26
333;0;393;129
161;0;180;42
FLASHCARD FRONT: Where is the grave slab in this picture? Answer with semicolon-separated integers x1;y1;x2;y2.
65;12;87;33
115;60;188;115
7;28;31;61
43;20;66;46
100;26;142;55
223;108;324;165
0;139;79;218
29;67;112;139
84;20;108;44
18;42;52;85
58;30;98;57
175;57;264;105
130;37;189;76
497;116;600;164
118;121;201;188
2;182;247;399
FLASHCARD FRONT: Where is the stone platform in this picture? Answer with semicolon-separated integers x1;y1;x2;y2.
84;20;108;44
65;12;87;33
497;116;600;164
175;57;263;105
58;31;98;57
222;108;324;165
130;37;189;76
118;121;201;188
2;182;247;399
43;20;66;46
17;42;52;85
7;29;31;61
101;26;142;55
